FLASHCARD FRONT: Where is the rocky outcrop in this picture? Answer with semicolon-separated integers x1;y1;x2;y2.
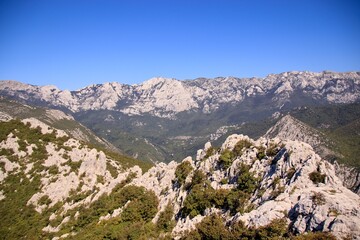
265;114;360;195
1;114;359;239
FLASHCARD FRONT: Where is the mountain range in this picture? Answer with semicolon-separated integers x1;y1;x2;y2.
1;70;360;239
1;70;360;165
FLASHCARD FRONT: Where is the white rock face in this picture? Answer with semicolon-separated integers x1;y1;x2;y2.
265;115;360;194
1;113;359;239
1;71;359;118
155;134;360;239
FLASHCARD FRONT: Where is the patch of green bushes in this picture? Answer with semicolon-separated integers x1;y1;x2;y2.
309;169;326;184
182;215;289;240
175;161;193;186
236;163;260;194
156;202;175;233
232;139;252;157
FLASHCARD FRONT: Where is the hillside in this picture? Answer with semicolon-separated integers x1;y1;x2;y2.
1;71;360;163
0;115;359;239
0;98;119;153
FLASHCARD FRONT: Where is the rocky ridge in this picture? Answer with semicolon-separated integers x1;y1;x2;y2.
265;114;360;194
0;98;119;152
1;114;359;239
1;71;359;118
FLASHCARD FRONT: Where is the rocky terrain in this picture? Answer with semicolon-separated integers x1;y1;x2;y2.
1;114;359;239
1;71;359;118
265;114;360;194
1;71;360;164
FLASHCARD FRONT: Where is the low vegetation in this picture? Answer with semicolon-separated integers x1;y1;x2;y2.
175;161;193;186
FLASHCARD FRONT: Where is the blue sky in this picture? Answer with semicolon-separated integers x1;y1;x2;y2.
0;0;359;90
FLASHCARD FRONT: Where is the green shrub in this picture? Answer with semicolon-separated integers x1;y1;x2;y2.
186;170;206;190
204;146;217;159
311;192;326;205
106;161;118;178
225;189;251;215
182;183;214;218
97;175;105;184
286;167;296;180
68;160;82;173
309;170;326;184
237;163;260;194
292;231;337;240
256;146;266;160
233;139;252;157
47;165;59;175
266;143;280;157
38;195;52;205
156;202;175;232
219;149;234;168
175;161;193;186
196;214;229;240
121;189;158;222
255;218;288;239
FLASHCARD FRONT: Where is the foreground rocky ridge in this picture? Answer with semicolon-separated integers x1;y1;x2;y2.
1;116;359;239
1;71;359;118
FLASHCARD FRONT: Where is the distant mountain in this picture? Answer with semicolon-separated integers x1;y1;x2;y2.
1;71;359;117
1;71;359;163
1;116;359;238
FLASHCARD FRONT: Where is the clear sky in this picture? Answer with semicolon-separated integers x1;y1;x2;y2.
0;0;359;90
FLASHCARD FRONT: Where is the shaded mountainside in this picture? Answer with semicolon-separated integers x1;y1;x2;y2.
0;115;359;239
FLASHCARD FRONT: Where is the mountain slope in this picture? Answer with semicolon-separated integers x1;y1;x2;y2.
264;114;339;162
1;71;359;163
1;114;359;239
0;98;119;153
264;114;360;194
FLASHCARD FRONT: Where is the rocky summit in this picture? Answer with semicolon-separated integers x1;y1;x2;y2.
0;115;359;239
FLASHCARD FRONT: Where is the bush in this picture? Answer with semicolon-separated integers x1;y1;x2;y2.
286;167;296;180
293;231;337;240
256;146;266;160
309;171;326;184
182;183;214;218
311;192;326;205
204;146;217;159
255;218;288;239
106;161;118;178
232;139;252;157
156;202;175;232
266;143;281;157
196;214;229;240
175;161;193;186
219;149;234;168
225;189;250;215
237;163;260;194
